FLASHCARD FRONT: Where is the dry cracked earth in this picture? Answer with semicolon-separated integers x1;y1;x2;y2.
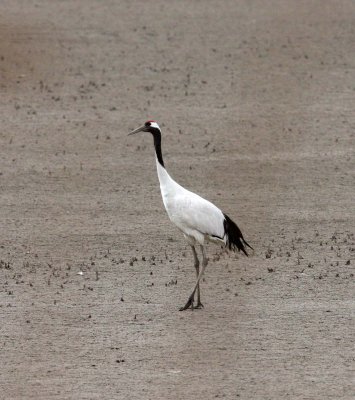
0;1;354;399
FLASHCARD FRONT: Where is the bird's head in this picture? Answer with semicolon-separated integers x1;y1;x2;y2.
128;120;161;136
128;120;165;166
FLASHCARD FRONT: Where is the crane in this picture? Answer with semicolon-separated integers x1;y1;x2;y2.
128;120;253;311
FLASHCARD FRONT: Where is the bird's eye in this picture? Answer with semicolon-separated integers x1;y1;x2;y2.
145;122;151;127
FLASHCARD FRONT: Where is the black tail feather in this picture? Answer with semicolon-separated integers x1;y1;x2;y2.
223;213;253;256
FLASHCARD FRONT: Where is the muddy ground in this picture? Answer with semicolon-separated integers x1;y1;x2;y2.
0;1;354;399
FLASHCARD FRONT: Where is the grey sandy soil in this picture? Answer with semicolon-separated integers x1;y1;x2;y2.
0;1;354;399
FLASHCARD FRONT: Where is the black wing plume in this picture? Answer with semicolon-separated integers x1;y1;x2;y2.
223;213;253;256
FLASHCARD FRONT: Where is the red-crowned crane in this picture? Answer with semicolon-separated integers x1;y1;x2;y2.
129;120;253;311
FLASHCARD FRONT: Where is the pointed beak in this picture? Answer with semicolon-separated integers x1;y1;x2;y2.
128;125;147;136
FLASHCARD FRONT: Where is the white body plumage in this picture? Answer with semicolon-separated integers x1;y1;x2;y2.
156;158;226;246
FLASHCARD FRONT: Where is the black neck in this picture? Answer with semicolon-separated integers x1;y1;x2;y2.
151;128;165;167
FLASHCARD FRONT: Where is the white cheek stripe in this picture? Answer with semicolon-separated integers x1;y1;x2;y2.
150;121;160;130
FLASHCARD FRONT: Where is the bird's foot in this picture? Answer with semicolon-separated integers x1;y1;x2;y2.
179;295;194;311
195;301;204;309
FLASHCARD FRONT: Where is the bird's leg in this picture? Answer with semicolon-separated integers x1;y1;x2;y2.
179;245;208;311
191;245;203;308
196;245;208;309
179;246;198;311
